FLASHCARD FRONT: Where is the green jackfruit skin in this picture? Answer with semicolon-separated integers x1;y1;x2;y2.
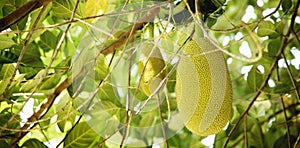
176;39;232;136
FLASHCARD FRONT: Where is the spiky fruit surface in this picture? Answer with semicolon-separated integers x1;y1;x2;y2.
176;39;232;136
138;43;166;96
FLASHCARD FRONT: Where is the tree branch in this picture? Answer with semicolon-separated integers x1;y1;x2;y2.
0;0;53;32
100;6;161;56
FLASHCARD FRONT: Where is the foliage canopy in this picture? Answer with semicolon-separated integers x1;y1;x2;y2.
0;0;300;147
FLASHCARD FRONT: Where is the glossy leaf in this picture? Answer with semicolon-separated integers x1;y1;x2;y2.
22;139;47;148
0;35;15;49
64;122;99;148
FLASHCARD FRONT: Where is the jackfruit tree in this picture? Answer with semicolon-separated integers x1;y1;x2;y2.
0;0;299;147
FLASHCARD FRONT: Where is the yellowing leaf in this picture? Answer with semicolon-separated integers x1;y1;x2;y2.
85;0;107;23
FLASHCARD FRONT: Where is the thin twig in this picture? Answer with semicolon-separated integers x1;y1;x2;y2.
277;53;291;148
156;94;169;148
120;113;132;148
244;116;248;148
294;134;300;148
280;96;291;148
96;125;127;148
282;53;300;101
120;34;134;148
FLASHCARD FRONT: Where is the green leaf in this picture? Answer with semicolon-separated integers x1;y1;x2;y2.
56;92;76;132
214;131;228;148
139;112;156;137
281;0;292;13
40;74;61;90
0;50;18;63
0;0;8;9
55;56;71;73
248;119;264;148
95;54;108;81
257;21;278;37
267;39;281;56
273;83;292;94
20;69;46;92
205;16;218;28
21;43;43;67
22;138;47;148
64;122;99;148
2;0;28;30
132;87;148;101
97;83;120;105
0;140;9;148
250;100;271;118
0;64;15;95
38;30;58;52
100;100;121;116
103;117;119;136
247;66;264;92
0;35;15;49
0;64;14;79
139;112;155;127
27;2;52;31
13;43;43;68
52;0;82;20
275;21;285;35
18;65;40;79
0;108;21;135
274;134;297;148
161;97;177;113
86;101;120;134
16;43;43;78
166;63;176;93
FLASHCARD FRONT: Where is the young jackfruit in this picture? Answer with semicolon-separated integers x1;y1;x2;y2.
176;39;232;136
138;43;166;96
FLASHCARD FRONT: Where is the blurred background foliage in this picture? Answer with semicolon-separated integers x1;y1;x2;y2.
0;0;299;147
